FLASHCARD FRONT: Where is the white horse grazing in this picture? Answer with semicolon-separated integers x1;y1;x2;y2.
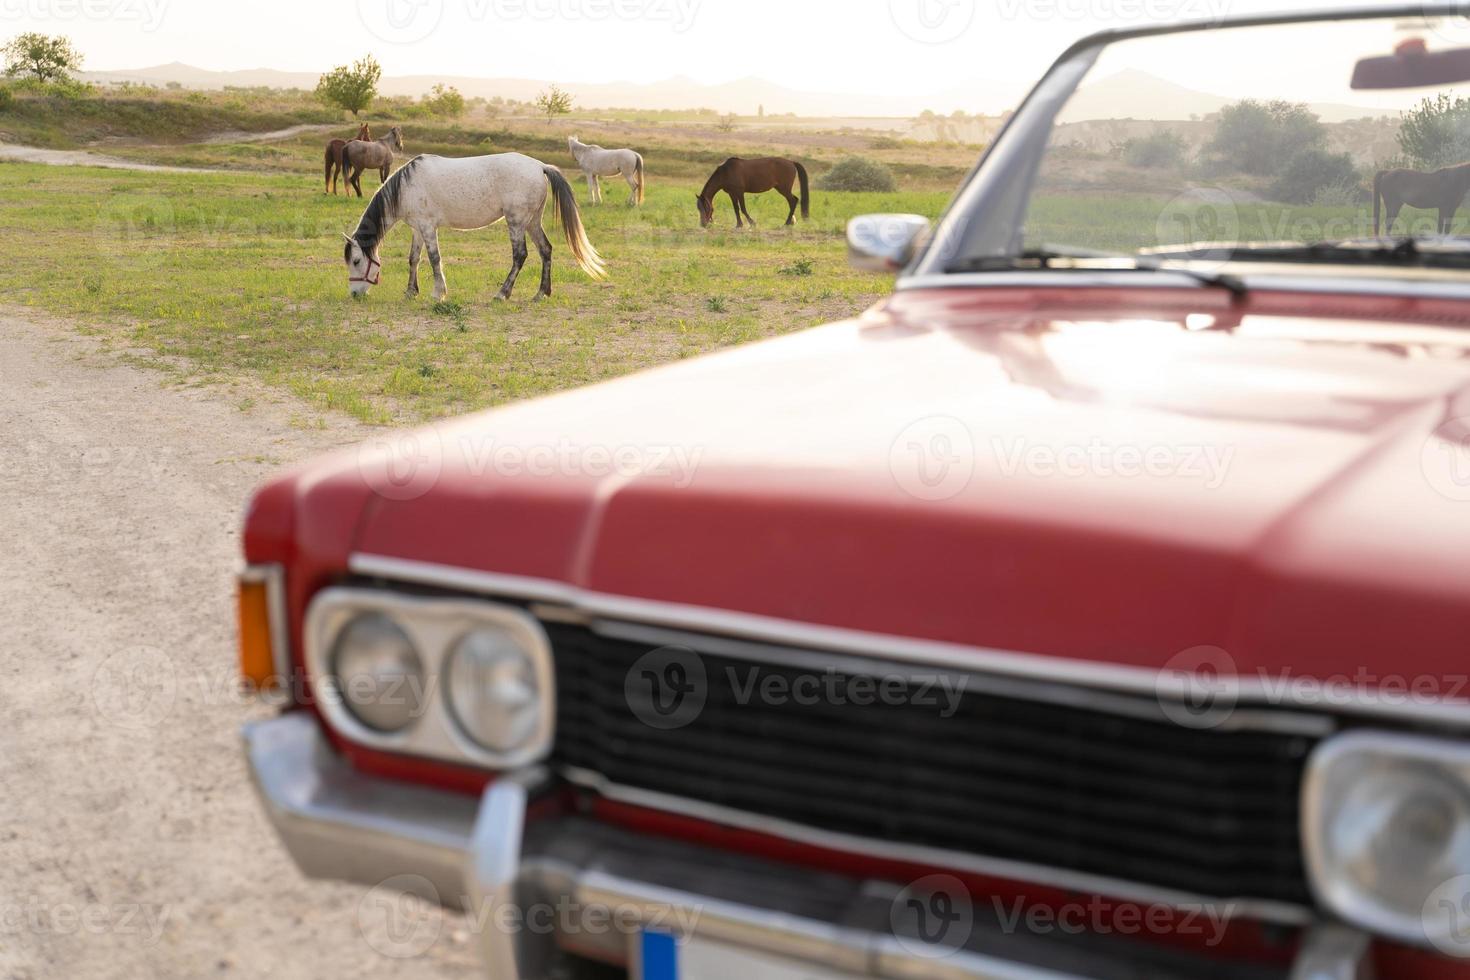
341;153;606;302
567;135;645;205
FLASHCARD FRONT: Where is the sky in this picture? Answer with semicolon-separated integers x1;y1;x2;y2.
0;0;1457;99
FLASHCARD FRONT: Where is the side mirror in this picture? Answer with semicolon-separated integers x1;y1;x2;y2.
847;214;931;272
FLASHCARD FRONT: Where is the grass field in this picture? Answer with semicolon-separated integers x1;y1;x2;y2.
0;160;948;423
5;89;1453;427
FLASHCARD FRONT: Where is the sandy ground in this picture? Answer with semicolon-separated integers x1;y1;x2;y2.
0;313;482;978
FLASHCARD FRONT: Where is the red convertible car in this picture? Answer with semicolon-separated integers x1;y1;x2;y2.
240;6;1470;978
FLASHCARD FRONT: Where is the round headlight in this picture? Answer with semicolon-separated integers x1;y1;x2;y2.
329;612;425;733
1305;732;1470;950
444;627;543;757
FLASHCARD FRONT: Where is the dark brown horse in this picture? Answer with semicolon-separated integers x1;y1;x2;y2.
696;157;809;228
1375;163;1470;235
324;123;371;195
338;127;405;198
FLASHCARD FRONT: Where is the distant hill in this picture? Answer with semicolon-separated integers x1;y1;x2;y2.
1061;69;1394;124
80;63;1025;117
80;63;1397;124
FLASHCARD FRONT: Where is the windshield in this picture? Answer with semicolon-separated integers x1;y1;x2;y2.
929;11;1470;277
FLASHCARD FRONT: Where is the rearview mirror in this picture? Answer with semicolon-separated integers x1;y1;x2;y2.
847;214;931;272
1352;37;1470;89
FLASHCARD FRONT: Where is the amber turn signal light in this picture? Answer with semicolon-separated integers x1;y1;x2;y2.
238;569;281;690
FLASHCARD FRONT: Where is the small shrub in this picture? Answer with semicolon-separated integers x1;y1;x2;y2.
706;296;727;313
778;257;815;276
1118;130;1186;169
817;155;896;192
1270;148;1359;204
1310;179;1362;207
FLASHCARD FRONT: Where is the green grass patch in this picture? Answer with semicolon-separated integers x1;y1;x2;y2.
0;161;940;423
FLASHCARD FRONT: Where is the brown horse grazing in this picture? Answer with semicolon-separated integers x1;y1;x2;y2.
324;123;371;195
339;126;405;198
1375;163;1470;235
696;157;810;228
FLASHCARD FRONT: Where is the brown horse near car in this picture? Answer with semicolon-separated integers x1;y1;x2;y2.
338;126;405;198
324;123;371;195
696;157;810;228
1374;163;1470;235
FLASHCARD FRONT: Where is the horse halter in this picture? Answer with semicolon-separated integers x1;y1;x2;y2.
350;254;381;286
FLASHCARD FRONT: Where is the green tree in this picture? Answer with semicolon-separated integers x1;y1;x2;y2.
1397;92;1470;168
1270;148;1360;204
1204;99;1325;176
422;83;464;118
2;32;82;83
534;84;572;124
315;55;380;117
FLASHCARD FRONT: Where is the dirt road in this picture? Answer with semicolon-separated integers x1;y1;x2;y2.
0;314;480;978
0;124;336;171
0;144;212;172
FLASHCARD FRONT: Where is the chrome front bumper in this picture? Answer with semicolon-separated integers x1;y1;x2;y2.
244;713;1370;980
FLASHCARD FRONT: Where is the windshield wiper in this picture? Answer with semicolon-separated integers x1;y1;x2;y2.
946;246;1248;298
1144;237;1470;270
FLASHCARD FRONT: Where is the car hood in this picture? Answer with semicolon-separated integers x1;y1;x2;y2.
345;287;1470;688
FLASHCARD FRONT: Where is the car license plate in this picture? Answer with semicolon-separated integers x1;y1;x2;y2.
637;930;865;980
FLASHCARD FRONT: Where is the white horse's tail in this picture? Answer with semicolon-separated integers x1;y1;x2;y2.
544;166;607;280
633;153;645;205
